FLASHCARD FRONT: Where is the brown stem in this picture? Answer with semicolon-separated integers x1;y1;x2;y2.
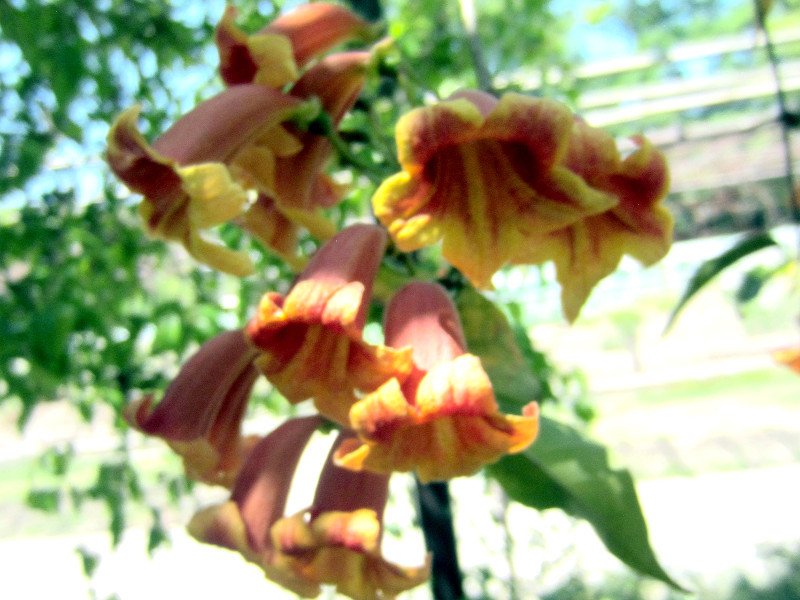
754;1;799;228
458;0;494;93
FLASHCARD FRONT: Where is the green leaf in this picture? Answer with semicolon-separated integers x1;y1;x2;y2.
40;444;74;477
455;286;545;413
147;509;170;556
75;547;100;578
664;232;778;333
487;419;684;589
26;488;61;513
735;259;789;304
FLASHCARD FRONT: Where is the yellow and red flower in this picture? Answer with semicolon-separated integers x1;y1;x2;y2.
372;90;618;289
107;85;307;274
191;425;429;600
107;47;373;274
270;433;430;600
216;3;373;87
335;282;539;482
187;415;324;596
246;224;414;426
124;330;260;488
269;51;375;232
372;90;672;319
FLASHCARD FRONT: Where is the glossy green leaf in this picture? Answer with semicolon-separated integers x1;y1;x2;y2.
488;419;683;589
665;232;778;333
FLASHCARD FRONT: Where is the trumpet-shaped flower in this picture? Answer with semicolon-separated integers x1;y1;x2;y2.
336;282;539;482
246;224;414;426
372;90;621;289
216;3;373;87
124;330;260;488
270;433;430;600
187;416;324;596
191;426;428;600
514;126;673;321
108;48;372;275
107;85;306;275
234;51;374;244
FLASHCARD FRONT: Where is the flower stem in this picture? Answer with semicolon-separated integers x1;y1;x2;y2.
458;0;494;93
311;111;390;184
415;478;464;600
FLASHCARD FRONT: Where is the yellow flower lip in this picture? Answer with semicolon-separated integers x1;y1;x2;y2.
516;132;673;322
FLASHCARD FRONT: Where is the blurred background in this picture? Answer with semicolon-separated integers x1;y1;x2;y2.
1;0;799;598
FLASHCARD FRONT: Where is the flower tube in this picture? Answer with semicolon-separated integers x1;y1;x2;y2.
336;282;539;482
124;330;260;487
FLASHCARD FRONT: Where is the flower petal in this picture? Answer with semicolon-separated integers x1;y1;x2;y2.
216;5;297;87
337;357;540;482
216;3;373;87
515;134;673;321
124;330;261;487
271;509;430;600
265;3;373;70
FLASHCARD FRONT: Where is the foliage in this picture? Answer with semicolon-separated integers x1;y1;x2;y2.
664;231;781;332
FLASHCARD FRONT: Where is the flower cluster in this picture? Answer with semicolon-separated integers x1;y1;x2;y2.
107;3;376;274
107;4;672;599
